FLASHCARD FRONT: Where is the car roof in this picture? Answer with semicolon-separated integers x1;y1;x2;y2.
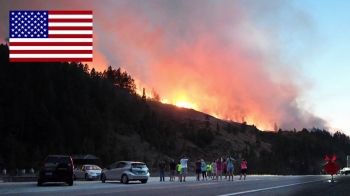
111;161;146;165
120;161;145;163
47;155;71;157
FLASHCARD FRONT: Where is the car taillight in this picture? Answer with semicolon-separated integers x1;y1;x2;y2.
41;156;49;170
70;157;74;170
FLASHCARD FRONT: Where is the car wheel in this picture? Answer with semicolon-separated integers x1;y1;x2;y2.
37;180;43;186
67;179;73;186
121;175;129;184
73;174;77;181
141;180;147;183
85;174;89;181
101;174;106;183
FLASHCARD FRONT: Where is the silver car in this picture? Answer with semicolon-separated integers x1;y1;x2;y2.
100;161;149;184
74;165;102;180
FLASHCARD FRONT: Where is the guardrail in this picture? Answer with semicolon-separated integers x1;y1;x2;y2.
1;174;37;182
3;176;37;182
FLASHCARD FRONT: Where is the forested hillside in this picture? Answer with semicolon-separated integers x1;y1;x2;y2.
1;43;349;175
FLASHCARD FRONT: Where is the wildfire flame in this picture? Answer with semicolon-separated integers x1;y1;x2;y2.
140;87;272;131
174;100;197;110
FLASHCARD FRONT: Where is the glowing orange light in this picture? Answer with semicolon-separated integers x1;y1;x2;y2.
161;99;168;104
212;113;221;119
175;100;197;109
137;88;274;131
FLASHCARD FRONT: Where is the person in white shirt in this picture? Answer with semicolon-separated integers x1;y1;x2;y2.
180;155;189;182
211;161;217;180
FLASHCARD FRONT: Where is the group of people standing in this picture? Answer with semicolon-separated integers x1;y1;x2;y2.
159;155;247;182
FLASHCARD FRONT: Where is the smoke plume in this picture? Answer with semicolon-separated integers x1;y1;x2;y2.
0;0;329;131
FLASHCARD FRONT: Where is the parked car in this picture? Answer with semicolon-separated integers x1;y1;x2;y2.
37;155;74;186
340;167;350;175
100;161;149;184
74;164;102;180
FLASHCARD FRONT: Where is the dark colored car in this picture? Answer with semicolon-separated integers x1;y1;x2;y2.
37;155;74;186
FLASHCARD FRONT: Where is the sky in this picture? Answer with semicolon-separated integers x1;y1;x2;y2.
0;0;349;135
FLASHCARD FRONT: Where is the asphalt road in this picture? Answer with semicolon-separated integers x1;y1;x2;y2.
1;175;349;196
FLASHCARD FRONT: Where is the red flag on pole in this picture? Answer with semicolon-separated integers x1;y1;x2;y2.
331;155;337;161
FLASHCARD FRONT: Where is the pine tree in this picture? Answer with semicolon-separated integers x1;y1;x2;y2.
142;88;146;102
274;123;278;132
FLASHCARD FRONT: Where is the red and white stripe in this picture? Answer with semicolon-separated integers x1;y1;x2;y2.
9;10;93;62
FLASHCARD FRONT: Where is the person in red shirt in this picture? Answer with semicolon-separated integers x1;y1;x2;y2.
239;158;247;180
216;156;223;181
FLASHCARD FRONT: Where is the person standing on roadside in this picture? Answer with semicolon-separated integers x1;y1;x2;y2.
216;156;223;181
177;161;182;181
239;158;247;180
227;155;236;181
223;159;227;179
159;159;166;181
180;155;189;182
195;158;202;181
206;163;212;178
201;159;207;180
169;159;177;181
211;160;217;180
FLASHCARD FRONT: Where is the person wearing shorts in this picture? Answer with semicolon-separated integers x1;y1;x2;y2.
177;161;181;181
169;159;177;181
211;160;217;180
216;156;223;181
180;155;189;182
206;163;212;178
239;158;247;180
226;155;236;181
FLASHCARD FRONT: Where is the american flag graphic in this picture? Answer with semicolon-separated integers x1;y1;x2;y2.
9;10;93;62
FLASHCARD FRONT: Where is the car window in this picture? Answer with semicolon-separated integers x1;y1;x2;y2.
84;166;100;170
44;157;71;166
91;165;101;170
131;163;147;168
109;162;119;169
117;162;126;168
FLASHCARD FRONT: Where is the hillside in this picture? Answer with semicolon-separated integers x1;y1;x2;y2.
1;43;350;175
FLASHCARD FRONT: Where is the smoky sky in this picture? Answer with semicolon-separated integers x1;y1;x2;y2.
0;0;330;131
